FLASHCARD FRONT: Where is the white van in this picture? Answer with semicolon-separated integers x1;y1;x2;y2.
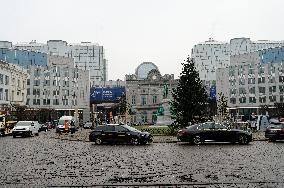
56;116;78;133
12;121;40;138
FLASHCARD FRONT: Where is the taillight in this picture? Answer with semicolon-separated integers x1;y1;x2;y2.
277;129;284;133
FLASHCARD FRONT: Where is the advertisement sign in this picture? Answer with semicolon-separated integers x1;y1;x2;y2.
209;85;216;100
90;87;125;102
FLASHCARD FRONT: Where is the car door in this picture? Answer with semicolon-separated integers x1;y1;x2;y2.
103;125;116;143
115;125;129;143
213;123;230;142
199;122;214;140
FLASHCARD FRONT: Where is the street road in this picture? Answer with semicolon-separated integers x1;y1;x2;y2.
0;131;284;187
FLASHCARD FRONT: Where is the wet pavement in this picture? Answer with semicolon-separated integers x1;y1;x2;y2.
0;130;284;187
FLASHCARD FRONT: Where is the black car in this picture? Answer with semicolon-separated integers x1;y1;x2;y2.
177;122;252;145
89;124;153;145
265;123;284;141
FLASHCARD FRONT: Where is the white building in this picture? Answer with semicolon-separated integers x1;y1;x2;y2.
192;38;284;81
13;40;107;86
217;46;284;116
26;64;90;122
0;60;28;109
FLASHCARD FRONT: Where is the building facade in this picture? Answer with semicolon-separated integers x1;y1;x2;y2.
217;46;284;116
13;40;107;85
0;48;48;68
26;65;90;122
125;62;177;124
0;60;28;109
192;38;284;81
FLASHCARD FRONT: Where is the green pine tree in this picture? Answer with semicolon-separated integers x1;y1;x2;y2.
171;57;208;128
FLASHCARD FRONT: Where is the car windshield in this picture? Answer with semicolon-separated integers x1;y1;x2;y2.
121;125;141;132
16;122;32;126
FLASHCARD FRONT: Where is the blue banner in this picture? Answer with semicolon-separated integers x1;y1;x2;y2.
90;87;125;102
209;85;216;100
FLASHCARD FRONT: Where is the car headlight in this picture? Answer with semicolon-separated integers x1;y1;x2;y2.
25;127;30;130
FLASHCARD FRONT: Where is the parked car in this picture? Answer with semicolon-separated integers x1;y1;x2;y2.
39;123;48;132
265;123;284;142
45;122;54;129
12;121;40;138
83;122;93;129
177;122;252;145
89;124;153;145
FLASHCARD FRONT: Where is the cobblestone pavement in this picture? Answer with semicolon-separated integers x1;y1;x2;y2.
0;130;283;187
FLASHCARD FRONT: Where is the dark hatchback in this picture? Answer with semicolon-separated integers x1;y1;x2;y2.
265;123;284;141
177;122;252;145
89;124;153;145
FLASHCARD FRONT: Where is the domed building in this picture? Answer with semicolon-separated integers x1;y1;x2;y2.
125;62;178;125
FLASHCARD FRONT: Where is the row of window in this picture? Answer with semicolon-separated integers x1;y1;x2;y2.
131;95;158;105
26;98;78;106
230;76;284;86
27;89;73;97
229;64;284;76
27;80;70;87
230;95;284;104
230;86;284;95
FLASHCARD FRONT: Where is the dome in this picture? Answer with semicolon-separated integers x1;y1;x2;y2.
135;62;159;79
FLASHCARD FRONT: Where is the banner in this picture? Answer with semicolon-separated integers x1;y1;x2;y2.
90;87;125;102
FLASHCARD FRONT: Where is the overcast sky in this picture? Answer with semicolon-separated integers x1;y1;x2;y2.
1;0;284;80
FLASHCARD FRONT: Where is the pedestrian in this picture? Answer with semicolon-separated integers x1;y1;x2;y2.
70;121;75;134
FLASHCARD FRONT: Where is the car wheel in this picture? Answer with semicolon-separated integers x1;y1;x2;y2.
130;138;140;145
35;133;39;136
13;134;16;138
0;130;4;137
95;137;103;145
192;135;203;145
238;135;249;145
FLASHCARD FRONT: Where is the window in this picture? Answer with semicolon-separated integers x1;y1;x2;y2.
27;88;30;95
53;99;59;105
239;97;246;103
239;88;246;94
131;95;136;105
27;79;30;85
34;80;40;86
103;126;115;131
259;96;266;103
239;78;246;85
153;95;157;104
230;98;236;104
269;86;276;94
269;96;276;102
259;87;266;94
249;97;256;103
280;85;284;94
258;77;265;84
248;78;255;84
5;75;9;85
115;126;128;132
0;88;3;100
198;122;214;129
280;95;284;102
141;95;147;105
249;87;255;94
214;123;226;129
0;74;3;84
5;89;8;101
